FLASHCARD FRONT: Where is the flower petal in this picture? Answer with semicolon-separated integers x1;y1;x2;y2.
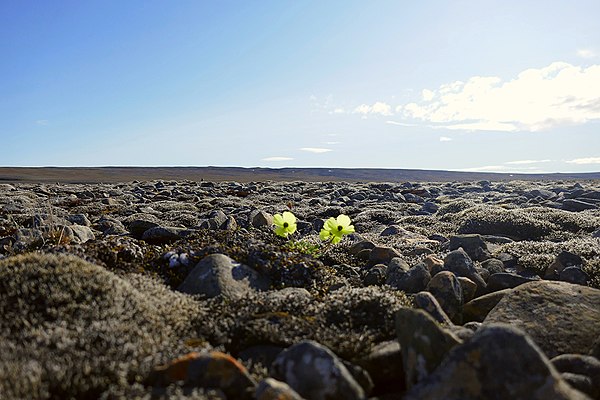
282;211;296;224
337;214;351;227
325;217;338;231
320;229;332;241
275;226;288;237
331;235;342;244
273;213;284;227
341;224;355;235
287;224;297;235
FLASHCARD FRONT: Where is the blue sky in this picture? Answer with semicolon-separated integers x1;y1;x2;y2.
1;0;599;172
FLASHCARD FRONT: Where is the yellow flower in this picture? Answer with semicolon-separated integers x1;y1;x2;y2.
320;214;355;244
273;211;297;238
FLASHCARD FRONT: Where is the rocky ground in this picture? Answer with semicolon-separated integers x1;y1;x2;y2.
1;179;600;399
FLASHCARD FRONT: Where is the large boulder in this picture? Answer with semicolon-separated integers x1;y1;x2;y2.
484;281;600;358
404;324;590;400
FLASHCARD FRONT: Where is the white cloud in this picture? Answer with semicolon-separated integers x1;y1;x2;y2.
566;157;600;164
385;120;418;127
456;165;544;173
422;89;435;101
439;136;452;142
401;62;600;132
36;120;49;126
262;156;293;161
332;108;345;114
505;159;551;165
300;147;332;154
353;101;393;116
577;49;596;59
324;141;340;145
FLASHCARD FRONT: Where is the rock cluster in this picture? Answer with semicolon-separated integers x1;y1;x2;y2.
1;179;600;399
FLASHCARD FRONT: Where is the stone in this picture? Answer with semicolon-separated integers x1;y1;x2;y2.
545;251;584;279
484;281;600;358
250;210;274;228
449;234;490;261
141;226;191;244
422;255;444;276
404;324;591;400
356;340;405;396
255;378;304;400
70;225;95;244
562;199;597;212
560;266;590;286
363;264;387;286
413;291;453;325
150;351;256;399
426;271;463;323
370;246;402;265
126;217;160;238
457;276;477;303
270;340;365;400
551;354;600;399
395;308;462;389
443;248;486;295
177;253;271;299
486;272;541;293
560;373;595;398
480;258;505;275
349;240;375;256
463;289;512;322
386;262;431;293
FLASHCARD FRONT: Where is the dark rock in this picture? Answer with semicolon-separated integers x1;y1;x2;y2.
126;217;160;238
426;271;463;323
551;354;600;399
496;252;518;269
422;255;444;276
560;266;590;286
413;291;453;325
561;373;595;399
395;308;462;389
480;258;505;275
449;234;490;261
239;345;285;369
356;340;405;396
404;324;590;400
484;281;600;358
349;240;375;256
270;340;365;400
363;264;387;286
546;250;584;279
386;262;431;293
486;272;541;292
443;248;487;295
562;199;598;212
142;226;190;244
250;210;274;228
177;253;271;299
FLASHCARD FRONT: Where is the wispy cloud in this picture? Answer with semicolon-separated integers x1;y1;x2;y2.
566;157;600;164
457;165;545;173
353;101;393;116
262;156;294;161
439;136;452;142
385;120;418;127
36;119;49;126
300;147;332;154
396;62;600;132
505;159;551;165
577;49;596;59
324;141;340;145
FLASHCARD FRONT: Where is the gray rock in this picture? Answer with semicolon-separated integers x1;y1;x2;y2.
395;308;462;389
560;266;590;286
457;276;477;303
480;258;505;275
546;250;584;279
250;210;274;228
426;271;463;323
486;272;541;292
66;214;91;226
413;291;453;325
449;234;490;261
271;340;365;400
484;281;600;358
349;240;375;256
70;225;95;243
443;248;487;295
404;324;591;400
177;253;271;299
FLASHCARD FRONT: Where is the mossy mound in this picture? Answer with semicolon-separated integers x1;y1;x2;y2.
197;286;411;362
0;253;204;399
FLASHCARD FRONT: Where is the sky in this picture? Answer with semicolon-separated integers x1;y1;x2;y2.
1;0;599;173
